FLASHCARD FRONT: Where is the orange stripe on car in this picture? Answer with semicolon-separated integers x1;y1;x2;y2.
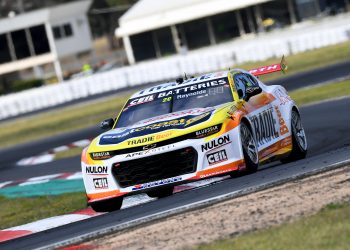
87;190;127;203
190;159;244;180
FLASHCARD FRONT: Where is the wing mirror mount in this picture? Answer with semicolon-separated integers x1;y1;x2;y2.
244;86;262;102
100;118;115;130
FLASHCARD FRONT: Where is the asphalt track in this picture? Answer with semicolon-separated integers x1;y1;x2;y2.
1;97;350;249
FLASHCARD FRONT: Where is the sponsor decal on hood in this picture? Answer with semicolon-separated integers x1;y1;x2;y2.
99;111;214;145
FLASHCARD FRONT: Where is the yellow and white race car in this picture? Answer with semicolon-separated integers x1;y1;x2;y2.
82;60;307;212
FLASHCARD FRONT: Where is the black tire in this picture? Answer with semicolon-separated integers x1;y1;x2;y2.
281;110;307;163
90;196;123;212
236;122;259;174
146;186;174;198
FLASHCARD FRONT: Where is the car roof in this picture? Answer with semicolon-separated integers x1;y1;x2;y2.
130;70;246;99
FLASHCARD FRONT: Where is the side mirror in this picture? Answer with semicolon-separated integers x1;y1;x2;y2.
100;118;115;130
244;86;262;102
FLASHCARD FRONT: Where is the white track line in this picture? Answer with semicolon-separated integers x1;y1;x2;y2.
16;139;92;166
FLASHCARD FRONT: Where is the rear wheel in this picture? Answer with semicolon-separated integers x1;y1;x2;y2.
281;110;307;163
146;186;174;198
238;122;259;174
90;196;123;212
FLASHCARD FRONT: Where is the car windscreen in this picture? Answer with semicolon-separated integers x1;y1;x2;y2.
116;77;233;127
116;95;171;128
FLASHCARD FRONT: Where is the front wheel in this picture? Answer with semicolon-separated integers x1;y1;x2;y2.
238;122;259;174
281;110;307;163
90;196;123;212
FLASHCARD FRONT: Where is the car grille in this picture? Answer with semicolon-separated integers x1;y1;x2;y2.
112;147;197;188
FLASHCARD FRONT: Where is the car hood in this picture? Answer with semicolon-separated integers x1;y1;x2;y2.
88;103;233;152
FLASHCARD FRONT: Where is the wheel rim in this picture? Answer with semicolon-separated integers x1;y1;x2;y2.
292;111;307;151
240;124;259;164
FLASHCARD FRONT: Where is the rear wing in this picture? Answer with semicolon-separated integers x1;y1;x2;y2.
248;56;288;76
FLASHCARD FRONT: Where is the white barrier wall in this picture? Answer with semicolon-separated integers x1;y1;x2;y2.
0;15;349;120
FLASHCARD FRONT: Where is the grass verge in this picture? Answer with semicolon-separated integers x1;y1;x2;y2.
0;193;86;230
196;202;350;250
0;94;129;149
290;80;350;106
0;42;349;149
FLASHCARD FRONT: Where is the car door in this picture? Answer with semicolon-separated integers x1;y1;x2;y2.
234;73;280;156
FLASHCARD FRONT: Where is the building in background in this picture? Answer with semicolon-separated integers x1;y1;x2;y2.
116;0;349;64
0;0;92;91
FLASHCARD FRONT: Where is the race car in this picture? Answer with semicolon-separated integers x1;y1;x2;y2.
81;58;307;212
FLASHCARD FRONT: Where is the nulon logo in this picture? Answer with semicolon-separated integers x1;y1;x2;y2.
201;135;230;152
